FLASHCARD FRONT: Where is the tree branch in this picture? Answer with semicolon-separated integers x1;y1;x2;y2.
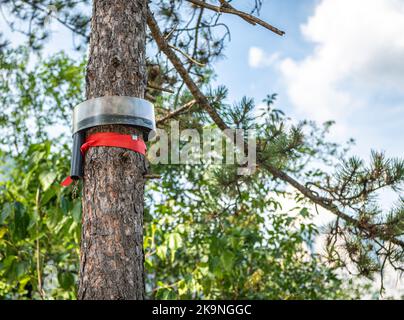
156;99;197;125
147;82;175;94
20;0;89;40
186;0;285;36
168;43;206;67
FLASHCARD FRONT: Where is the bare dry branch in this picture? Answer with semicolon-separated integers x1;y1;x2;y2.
145;92;157;102
168;43;206;67
156;99;197;125
186;0;285;36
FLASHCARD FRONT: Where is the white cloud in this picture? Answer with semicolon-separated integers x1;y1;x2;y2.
248;46;279;68
279;0;404;125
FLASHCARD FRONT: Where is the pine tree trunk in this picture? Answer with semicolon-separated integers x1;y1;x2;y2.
77;0;147;300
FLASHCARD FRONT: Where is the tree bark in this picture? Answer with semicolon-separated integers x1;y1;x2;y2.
78;0;147;300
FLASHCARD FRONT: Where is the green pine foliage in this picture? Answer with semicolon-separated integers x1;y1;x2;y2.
0;50;369;299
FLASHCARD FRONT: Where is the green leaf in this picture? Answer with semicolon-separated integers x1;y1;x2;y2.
12;202;29;240
58;271;75;290
155;287;177;300
156;245;167;261
300;207;310;218
220;251;235;272
60;195;69;215
31;151;46;165
39;171;56;191
15;261;28;278
0;203;12;224
168;232;182;262
71;201;82;223
168;232;182;251
2;255;16;269
41;187;57;205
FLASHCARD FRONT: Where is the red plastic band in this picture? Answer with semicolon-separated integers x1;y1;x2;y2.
61;176;74;187
80;132;146;156
61;132;147;187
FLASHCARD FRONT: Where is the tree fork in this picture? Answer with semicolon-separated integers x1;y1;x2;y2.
78;0;148;300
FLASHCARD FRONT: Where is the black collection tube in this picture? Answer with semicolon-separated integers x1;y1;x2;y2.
70;131;85;180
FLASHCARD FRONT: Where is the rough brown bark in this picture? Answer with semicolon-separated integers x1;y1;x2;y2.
78;0;148;300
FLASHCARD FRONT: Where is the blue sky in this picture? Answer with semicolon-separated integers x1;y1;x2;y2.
213;0;404;161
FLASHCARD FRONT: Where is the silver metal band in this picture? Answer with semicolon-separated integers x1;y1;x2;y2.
72;96;156;139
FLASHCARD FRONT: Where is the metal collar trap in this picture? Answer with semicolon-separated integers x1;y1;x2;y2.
69;96;156;180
